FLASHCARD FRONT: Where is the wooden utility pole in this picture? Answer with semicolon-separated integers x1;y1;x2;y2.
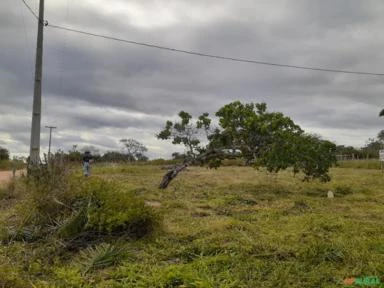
29;0;45;165
45;126;57;162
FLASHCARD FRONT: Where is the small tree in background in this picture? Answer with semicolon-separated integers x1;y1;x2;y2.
120;139;148;162
361;138;382;158
67;145;82;162
101;151;127;162
0;147;9;161
335;145;363;160
157;111;211;160
172;152;188;161
378;130;384;143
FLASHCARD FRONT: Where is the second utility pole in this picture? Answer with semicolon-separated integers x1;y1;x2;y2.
45;126;57;162
29;0;45;166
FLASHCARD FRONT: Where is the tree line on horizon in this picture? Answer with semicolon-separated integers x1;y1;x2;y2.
0;106;383;167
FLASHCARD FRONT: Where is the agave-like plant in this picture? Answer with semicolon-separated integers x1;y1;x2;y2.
3;225;41;243
56;206;89;240
77;243;132;275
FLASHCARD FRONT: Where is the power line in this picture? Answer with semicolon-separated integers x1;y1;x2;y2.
21;0;38;20
20;0;384;77
47;23;384;77
17;0;35;74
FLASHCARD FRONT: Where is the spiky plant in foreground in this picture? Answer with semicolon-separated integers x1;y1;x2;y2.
77;243;132;275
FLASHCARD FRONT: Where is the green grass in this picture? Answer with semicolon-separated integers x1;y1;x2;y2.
1;164;383;287
0;160;25;171
337;159;382;170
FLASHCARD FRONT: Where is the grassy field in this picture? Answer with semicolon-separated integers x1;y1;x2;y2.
0;160;25;171
337;159;382;170
0;164;383;287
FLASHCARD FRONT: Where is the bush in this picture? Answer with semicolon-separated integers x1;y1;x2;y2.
1;158;79;243
85;179;161;238
0;160;162;286
23;158;81;226
3;158;161;246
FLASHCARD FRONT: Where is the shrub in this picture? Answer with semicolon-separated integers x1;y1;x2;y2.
4;158;161;245
23;158;81;225
85;179;161;238
56;204;89;240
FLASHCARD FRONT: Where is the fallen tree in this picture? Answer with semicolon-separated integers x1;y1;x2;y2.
159;149;227;189
157;101;337;189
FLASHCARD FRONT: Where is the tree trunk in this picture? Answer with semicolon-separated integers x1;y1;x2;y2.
159;164;188;189
158;149;226;189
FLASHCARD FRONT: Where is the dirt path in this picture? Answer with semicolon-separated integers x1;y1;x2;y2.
0;170;25;185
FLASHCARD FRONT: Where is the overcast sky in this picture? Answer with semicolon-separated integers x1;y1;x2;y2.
1;0;383;159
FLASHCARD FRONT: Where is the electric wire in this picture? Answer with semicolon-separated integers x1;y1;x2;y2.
47;24;384;77
17;0;35;76
21;0;38;20
20;0;384;77
58;0;70;92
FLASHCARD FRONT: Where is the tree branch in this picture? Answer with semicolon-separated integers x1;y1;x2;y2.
158;149;227;189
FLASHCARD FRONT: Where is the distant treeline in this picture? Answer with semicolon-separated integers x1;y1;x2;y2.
336;139;383;160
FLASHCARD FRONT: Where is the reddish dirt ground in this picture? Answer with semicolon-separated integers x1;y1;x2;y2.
0;170;25;185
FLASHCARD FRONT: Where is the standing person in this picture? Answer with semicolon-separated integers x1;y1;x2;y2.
83;151;92;177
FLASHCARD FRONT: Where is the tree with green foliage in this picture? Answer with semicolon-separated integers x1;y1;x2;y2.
67;150;82;162
210;101;303;165
361;138;382;159
157;111;211;159
120;139;148;162
0;147;9;161
377;130;384;143
171;152;187;161
379;109;384;117
101;151;128;162
158;101;337;188
335;145;363;160
210;101;336;180
291;134;336;182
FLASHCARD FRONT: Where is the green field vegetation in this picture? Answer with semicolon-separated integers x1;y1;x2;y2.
0;164;383;287
337;159;382;170
0;159;25;171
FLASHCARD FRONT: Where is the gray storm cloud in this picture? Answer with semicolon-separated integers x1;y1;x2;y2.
0;0;383;158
